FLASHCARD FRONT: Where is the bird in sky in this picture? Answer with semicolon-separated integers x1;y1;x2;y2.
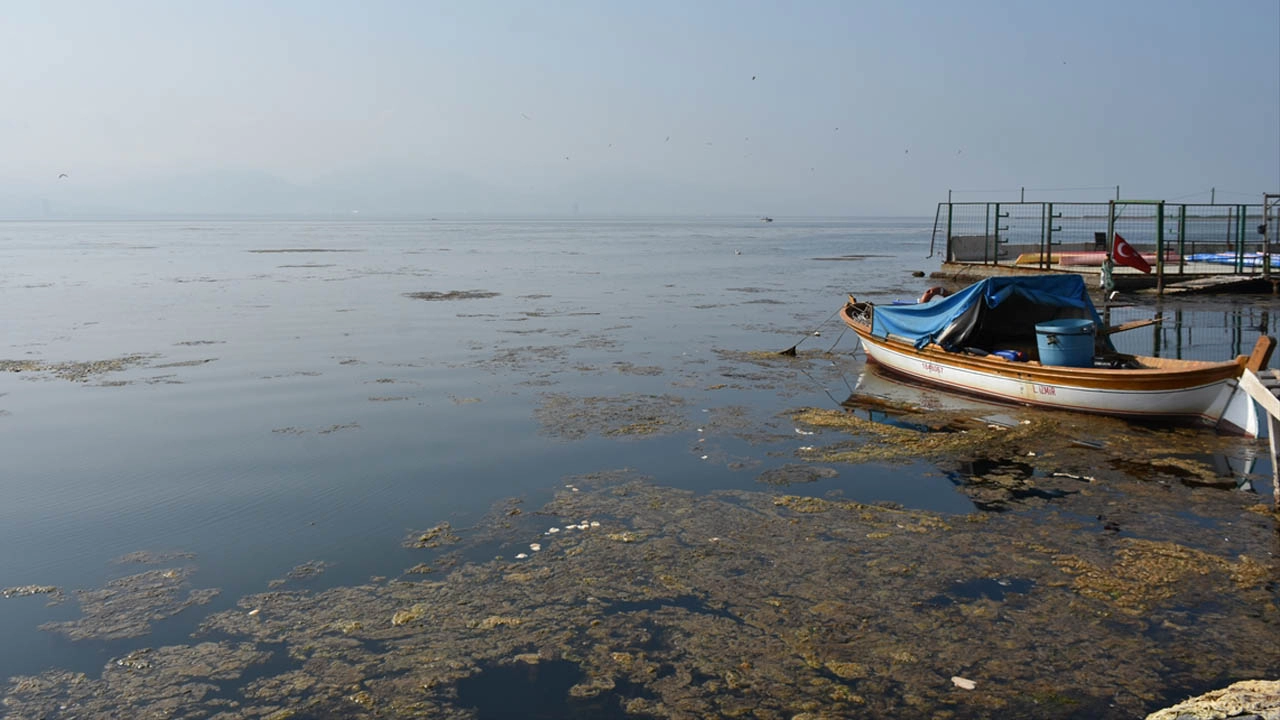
58;173;68;179
751;75;756;80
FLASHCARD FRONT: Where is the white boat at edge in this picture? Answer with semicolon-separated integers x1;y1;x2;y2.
839;277;1275;437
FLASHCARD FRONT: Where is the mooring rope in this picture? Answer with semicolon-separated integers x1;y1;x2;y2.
779;306;845;355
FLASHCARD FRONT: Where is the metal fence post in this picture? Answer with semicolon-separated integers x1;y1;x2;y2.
1237;205;1247;274
1263;195;1272;283
1156;201;1165;294
983;203;991;265
1039;203;1047;269
1177;204;1186;276
993;203;1000;265
1106;200;1115;256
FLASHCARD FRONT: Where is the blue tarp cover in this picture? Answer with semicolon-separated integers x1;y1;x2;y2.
1186;252;1280;268
872;275;1104;350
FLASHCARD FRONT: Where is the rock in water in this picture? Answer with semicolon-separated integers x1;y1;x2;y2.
1145;679;1280;720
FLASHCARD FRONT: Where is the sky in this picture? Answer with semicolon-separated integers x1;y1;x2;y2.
1;0;1277;217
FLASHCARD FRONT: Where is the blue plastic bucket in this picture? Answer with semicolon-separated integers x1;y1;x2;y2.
1035;319;1096;367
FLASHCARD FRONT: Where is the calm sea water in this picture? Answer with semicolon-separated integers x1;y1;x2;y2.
0;218;1276;691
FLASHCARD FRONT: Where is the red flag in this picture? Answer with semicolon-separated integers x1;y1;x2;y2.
1112;233;1151;273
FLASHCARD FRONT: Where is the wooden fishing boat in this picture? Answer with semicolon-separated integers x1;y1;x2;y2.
840;276;1275;436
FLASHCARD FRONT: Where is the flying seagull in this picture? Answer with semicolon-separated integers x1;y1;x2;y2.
58;173;68;179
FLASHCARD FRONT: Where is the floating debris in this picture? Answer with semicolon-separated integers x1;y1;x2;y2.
407;523;460;549
5;468;1278;718
38;568;219;641
114;550;196;565
285;561;329;581
534;393;689;440
0;355;156;382
404;290;500;301
249;248;360;253
1;585;64;603
756;463;838;486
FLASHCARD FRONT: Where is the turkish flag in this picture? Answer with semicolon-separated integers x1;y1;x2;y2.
1112;233;1152;273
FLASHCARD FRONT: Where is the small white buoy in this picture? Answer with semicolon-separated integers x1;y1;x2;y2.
951;676;976;690
701;455;709;460
515;553;528;559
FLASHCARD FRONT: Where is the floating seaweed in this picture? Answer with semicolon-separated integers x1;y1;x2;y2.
4;473;1277;718
404;290;500;301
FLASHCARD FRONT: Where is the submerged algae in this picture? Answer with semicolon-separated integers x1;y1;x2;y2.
0;354;157;382
39;568;219;641
7;469;1276;719
535;393;689;440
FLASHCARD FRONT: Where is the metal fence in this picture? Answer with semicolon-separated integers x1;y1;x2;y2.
931;200;1276;279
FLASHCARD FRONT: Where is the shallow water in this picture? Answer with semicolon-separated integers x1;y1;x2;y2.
1;218;1277;718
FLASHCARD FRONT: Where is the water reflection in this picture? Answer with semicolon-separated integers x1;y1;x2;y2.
1103;301;1277;361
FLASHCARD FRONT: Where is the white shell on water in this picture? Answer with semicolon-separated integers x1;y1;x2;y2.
951;676;976;690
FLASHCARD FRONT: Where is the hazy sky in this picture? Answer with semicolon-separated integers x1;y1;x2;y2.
2;0;1277;216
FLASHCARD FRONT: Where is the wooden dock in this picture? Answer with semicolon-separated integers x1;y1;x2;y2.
1142;275;1278;296
937;261;1279;296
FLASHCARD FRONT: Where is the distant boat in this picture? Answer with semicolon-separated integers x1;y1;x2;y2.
761;216;773;223
840;275;1274;436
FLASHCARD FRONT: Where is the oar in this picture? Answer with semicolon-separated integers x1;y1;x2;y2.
1100;317;1162;336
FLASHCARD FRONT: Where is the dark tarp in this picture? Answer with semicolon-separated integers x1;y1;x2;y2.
871;275;1114;354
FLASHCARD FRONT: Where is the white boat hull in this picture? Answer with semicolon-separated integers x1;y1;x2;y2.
860;335;1259;436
